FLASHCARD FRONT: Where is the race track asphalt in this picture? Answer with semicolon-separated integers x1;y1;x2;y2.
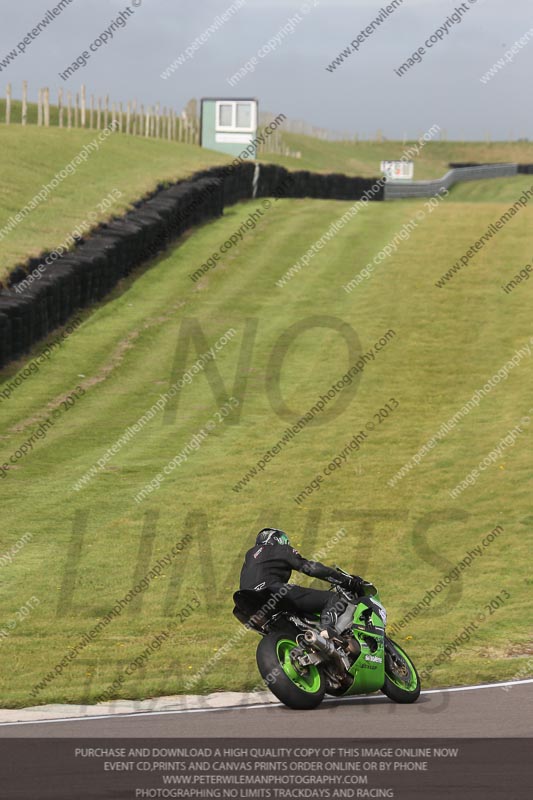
0;681;531;738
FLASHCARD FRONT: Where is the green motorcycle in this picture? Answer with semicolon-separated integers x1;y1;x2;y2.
233;571;420;710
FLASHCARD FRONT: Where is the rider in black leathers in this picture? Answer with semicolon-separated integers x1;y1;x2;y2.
239;528;365;637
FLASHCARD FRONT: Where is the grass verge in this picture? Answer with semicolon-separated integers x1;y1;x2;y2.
0;179;531;706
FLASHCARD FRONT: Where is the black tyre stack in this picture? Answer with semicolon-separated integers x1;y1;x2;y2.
0;165;383;369
0;176;224;369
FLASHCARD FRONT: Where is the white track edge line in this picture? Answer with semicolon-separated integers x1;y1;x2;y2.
0;678;531;727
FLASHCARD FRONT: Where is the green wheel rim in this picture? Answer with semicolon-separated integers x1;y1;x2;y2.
385;642;419;692
276;638;322;694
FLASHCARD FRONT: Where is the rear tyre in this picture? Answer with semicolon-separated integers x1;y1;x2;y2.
256;627;325;710
381;636;421;704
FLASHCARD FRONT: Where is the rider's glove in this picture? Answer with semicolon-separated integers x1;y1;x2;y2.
345;575;366;596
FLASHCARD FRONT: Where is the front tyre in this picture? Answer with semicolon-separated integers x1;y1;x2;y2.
256;629;325;710
381;637;421;704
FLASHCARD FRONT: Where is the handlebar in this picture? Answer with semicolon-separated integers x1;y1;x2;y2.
334;565;378;597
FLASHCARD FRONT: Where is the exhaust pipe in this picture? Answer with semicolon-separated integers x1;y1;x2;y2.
304;629;352;671
303;629;337;656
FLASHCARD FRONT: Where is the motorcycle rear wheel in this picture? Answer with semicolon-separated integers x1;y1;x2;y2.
256;627;325;710
381;636;421;703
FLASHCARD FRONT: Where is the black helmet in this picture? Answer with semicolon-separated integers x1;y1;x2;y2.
256;528;290;546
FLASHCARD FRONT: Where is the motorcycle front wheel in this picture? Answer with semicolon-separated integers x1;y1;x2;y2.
256;628;325;710
381;636;421;703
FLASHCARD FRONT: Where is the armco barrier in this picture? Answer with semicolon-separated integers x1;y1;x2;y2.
0;164;383;369
449;163;533;174
384;163;519;199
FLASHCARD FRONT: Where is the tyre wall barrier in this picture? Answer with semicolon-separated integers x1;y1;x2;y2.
384;163;519;199
0;164;383;369
448;162;489;168
253;163;384;201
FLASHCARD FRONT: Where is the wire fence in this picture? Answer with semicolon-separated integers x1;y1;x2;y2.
1;83;304;157
1;81;202;143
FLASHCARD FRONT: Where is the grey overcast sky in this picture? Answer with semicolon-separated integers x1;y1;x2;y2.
1;0;531;139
